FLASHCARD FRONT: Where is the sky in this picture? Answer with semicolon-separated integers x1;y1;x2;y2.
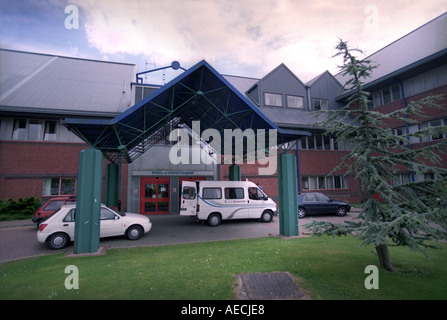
1;0;446;85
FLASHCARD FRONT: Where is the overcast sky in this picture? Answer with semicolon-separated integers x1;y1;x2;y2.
1;0;446;84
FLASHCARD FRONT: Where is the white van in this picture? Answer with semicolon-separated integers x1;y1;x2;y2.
180;180;277;226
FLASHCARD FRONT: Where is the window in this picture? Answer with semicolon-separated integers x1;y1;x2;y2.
315;193;330;202
318;177;326;189
63;209;76;222
44;200;65;212
382;87;391;104
12;119;26;140
302;176;349;190
300;135;337;151
372;91;382;108
11;119;57;141
371;84;401;107
393;173;412;186
391;83;401;101
43;178;76;196
28;120;42;141
248;187;266;200
419;119;447;142
202;187;222;199
44;121;57;141
182;186;196;199
303;193;317;202
315;135;323;150
134;85;159;104
312;98;329;111
225;187;244;199
392;127;406;145
287;95;304;109
264;93;283;107
100;208;116;220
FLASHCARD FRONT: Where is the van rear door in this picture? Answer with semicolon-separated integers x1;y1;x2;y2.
180;181;197;216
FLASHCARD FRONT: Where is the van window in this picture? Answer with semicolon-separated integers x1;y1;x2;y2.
202;187;222;199
183;186;196;199
225;187;244;199
248;187;266;200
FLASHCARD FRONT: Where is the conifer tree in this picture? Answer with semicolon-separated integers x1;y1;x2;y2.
305;39;447;271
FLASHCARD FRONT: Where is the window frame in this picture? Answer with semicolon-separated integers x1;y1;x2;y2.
42;178;76;196
286;95;304;109
202;187;222;199
224;187;245;200
264;92;283;107
312;98;329;111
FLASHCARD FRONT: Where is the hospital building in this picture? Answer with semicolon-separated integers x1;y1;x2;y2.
1;13;446;214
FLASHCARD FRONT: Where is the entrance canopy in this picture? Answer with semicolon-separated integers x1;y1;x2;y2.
64;60;309;163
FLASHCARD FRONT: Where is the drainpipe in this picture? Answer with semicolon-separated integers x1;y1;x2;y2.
296;139;301;193
393;78;415;182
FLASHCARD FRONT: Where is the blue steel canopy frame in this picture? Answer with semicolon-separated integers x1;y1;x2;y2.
64;60;309;164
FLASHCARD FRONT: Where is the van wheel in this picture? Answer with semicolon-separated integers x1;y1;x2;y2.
261;210;273;223
207;213;221;227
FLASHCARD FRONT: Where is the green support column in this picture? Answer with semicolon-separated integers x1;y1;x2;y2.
104;163;119;208
74;148;103;254
229;164;241;181
278;152;299;237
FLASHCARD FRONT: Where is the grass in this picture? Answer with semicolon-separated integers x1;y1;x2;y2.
0;236;446;300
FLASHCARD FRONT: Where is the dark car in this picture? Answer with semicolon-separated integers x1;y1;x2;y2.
297;192;351;218
32;196;76;228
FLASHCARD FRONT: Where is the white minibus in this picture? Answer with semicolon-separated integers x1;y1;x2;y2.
180;180;277;226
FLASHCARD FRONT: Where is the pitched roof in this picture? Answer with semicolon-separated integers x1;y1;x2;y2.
0;49;137;117
335;12;447;94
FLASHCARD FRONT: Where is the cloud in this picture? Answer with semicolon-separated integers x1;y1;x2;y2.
70;0;447;81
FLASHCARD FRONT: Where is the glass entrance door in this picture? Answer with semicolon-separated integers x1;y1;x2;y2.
140;177;169;214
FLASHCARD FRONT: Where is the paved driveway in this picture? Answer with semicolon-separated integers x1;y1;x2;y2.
0;210;360;263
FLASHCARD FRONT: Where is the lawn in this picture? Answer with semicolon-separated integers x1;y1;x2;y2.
0;236;446;300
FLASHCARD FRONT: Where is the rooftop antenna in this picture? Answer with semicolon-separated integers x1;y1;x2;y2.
144;59;156;83
136;60;186;84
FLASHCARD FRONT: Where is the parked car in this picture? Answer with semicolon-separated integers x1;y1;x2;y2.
37;204;152;250
32;196;77;229
297;192;351;218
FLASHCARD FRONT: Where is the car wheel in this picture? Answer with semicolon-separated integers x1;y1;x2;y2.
126;225;143;240
336;206;347;217
47;232;69;250
261;210;273;223
298;207;306;219
207;213;221;227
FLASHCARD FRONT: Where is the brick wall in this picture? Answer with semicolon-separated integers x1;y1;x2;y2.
0;141;87;201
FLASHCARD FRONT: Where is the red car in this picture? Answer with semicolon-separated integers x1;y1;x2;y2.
32;196;76;228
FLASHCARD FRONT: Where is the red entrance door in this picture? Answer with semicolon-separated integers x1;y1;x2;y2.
140;177;170;214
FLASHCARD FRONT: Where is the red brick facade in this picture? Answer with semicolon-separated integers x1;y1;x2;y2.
0;141;129;210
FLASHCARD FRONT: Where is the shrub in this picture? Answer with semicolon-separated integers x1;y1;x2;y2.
0;196;41;220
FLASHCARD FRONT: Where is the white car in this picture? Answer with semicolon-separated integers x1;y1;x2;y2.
37;204;152;250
